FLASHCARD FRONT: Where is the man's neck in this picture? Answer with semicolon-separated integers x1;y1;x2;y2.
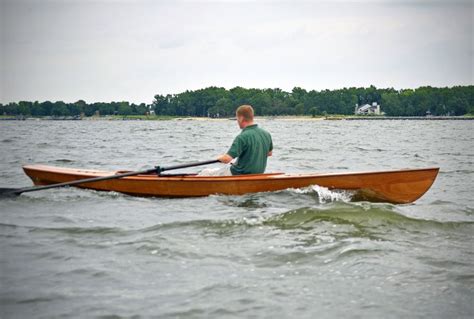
241;121;255;129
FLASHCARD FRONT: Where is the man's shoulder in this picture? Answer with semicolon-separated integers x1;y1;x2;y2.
247;124;269;133
255;126;272;138
241;124;271;139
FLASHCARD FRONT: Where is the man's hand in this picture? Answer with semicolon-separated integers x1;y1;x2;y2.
218;154;234;164
268;151;273;157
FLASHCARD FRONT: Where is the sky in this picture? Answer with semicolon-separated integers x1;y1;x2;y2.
0;0;472;104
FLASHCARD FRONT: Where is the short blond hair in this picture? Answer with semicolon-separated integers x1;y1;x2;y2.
236;105;254;121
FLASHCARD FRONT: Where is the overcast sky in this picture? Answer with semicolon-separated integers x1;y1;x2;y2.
1;0;472;104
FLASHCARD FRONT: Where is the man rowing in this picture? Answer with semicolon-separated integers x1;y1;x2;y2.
199;105;273;176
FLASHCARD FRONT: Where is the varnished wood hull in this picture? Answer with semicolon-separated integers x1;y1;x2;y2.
22;165;439;204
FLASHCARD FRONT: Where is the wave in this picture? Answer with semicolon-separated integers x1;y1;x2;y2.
264;203;474;231
128;202;474;236
28;225;126;236
352;146;387;153
4;201;472;238
0;222;127;237
53;158;75;163
289;146;322;152
12;188;132;203
439;169;474;175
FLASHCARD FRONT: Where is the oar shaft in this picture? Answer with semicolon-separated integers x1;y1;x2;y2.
9;159;220;196
160;159;220;172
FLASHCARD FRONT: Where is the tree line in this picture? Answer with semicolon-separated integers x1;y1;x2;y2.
0;100;149;117
1;85;473;117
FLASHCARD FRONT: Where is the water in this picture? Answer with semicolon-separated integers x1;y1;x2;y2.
0;119;473;318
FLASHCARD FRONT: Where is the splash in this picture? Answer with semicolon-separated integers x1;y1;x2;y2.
289;185;353;203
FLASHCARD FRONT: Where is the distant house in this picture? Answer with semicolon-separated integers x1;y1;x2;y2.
149;105;155;115
355;102;382;115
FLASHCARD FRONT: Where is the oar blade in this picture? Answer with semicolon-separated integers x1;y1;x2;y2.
0;188;22;198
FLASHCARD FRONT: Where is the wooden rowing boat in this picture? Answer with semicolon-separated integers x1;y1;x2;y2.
22;165;439;204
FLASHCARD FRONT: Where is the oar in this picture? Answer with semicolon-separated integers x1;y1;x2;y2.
0;159;219;198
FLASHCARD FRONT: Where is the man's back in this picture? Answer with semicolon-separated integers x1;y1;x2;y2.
227;124;273;175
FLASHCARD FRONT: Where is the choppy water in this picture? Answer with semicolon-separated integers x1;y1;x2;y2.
0;119;473;318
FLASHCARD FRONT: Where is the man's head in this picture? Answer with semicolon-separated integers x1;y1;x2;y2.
236;105;254;129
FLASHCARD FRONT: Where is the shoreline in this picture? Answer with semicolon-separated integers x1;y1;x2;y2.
1;115;473;121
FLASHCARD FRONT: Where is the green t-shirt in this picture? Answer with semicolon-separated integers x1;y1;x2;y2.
227;124;273;175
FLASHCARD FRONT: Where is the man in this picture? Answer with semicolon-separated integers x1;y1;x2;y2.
199;105;273;176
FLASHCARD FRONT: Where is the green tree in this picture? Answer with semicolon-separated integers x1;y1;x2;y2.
295;103;304;115
447;97;469;116
30;101;45;116
73;100;87;116
209;97;233;117
118;102;133;115
51;101;69;116
41;101;54;116
381;93;402;116
133;103;148;115
18;101;32;115
97;103;115;115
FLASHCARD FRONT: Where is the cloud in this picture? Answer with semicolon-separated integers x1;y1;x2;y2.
1;0;472;103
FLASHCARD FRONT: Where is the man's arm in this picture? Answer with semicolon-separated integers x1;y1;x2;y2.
268;136;273;157
218;154;234;164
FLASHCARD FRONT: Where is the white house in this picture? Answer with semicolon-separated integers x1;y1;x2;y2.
355;102;382;115
148;105;155;115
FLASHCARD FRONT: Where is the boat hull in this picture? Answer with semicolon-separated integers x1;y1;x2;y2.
22;165;439;204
